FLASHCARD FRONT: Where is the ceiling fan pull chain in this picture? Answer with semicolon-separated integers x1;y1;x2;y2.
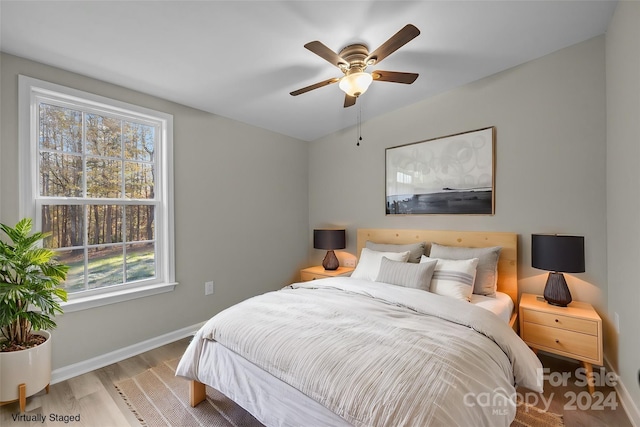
357;103;363;146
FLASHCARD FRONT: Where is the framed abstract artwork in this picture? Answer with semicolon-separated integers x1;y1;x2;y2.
386;127;495;215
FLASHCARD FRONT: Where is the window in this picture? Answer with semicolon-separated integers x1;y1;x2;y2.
19;76;175;311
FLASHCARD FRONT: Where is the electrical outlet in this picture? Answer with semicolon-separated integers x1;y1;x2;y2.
344;258;356;268
205;281;214;296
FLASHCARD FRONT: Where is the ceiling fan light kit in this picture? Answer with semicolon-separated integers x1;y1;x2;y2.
290;24;420;108
339;71;373;97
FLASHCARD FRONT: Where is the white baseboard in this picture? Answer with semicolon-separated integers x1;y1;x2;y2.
51;321;206;384
604;356;640;427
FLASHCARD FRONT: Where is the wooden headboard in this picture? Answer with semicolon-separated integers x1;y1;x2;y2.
356;229;518;307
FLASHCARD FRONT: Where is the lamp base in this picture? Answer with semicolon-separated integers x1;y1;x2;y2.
543;272;572;307
322;250;339;270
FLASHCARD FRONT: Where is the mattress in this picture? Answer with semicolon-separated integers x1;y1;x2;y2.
470;291;514;324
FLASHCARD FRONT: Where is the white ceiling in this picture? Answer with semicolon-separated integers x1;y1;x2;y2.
0;1;617;141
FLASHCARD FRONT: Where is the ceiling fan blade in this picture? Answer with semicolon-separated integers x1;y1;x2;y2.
304;41;349;68
365;24;420;65
290;77;340;96
344;95;357;108
371;70;419;84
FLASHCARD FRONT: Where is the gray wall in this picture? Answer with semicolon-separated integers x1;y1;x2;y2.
309;36;607;318
309;37;608;351
0;53;310;369
606;0;640;417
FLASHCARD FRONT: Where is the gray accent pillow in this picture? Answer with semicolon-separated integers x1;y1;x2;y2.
366;241;426;263
428;243;502;296
376;256;437;291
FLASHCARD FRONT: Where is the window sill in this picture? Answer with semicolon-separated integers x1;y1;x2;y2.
61;282;178;313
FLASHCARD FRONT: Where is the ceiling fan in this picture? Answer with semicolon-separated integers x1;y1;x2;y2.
290;24;420;108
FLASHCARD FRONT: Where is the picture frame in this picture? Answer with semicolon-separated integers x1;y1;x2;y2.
386;127;495;215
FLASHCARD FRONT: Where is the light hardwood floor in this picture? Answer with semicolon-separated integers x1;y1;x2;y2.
1;338;634;427
519;352;634;427
1;338;190;427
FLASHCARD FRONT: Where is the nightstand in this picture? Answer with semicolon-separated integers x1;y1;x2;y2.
519;293;603;394
300;266;354;282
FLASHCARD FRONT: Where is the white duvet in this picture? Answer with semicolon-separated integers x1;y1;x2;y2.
177;277;542;427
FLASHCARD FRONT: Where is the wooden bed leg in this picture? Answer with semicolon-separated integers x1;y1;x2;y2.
190;380;206;407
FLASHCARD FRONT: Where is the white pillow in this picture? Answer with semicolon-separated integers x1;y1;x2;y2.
421;255;479;302
352;248;411;281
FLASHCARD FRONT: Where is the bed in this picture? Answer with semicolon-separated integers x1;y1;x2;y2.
176;229;542;427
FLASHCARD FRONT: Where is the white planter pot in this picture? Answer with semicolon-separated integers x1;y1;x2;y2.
0;330;52;410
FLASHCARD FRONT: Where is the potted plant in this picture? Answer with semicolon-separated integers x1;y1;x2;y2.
0;218;68;412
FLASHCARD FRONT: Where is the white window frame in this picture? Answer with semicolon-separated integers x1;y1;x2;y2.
19;75;176;313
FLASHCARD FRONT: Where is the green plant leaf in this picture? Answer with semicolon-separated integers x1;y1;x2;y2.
0;218;69;348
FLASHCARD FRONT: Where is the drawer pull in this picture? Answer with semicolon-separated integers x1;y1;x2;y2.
555;319;559;323
555;339;560;343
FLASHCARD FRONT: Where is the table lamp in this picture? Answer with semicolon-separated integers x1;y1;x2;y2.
313;229;346;271
531;234;585;307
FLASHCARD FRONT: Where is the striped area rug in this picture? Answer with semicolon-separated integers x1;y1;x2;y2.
512;403;564;427
115;358;263;427
115;358;563;427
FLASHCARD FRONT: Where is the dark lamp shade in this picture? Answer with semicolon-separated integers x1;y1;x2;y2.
532;234;585;307
313;229;346;250
314;229;345;271
531;234;585;273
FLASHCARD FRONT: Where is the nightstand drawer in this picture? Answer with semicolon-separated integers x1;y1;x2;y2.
523;309;598;335
522;322;599;361
300;272;328;281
